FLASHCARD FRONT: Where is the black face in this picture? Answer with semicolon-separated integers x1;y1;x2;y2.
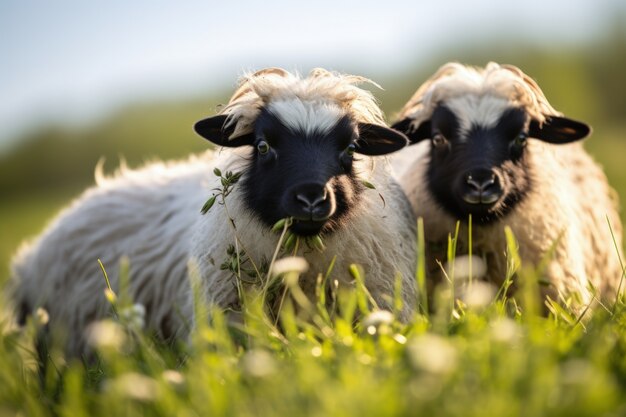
195;107;409;236
392;104;591;225
425;105;531;223
240;110;363;235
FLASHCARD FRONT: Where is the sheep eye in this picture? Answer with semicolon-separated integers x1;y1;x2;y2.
345;143;356;157
514;132;528;146
432;133;447;147
257;140;270;155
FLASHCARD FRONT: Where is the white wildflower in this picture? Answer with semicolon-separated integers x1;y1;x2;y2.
445;255;487;282
34;307;49;326
162;370;185;386
490;317;522;344
408;334;457;375
109;372;159;401
119;303;146;330
86;320;126;350
362;310;394;335
241;349;277;378
311;346;323;357
270;256;309;277
458;281;497;309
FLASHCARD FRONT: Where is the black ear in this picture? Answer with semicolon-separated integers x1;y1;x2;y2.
194;115;255;147
355;123;409;156
391;117;432;145
528;116;591;144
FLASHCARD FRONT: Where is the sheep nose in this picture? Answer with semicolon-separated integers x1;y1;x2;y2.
290;182;335;221
296;188;327;209
466;173;495;192
462;170;502;205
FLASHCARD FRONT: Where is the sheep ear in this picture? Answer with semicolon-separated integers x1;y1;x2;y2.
194;115;255;147
391;118;432;144
355;123;409;156
528;116;591;144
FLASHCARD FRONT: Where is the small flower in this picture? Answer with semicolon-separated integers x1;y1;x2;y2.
86;320;126;350
408;334;457;375
34;307;49;326
119;303;146;330
362;310;394;335
241;349;277;378
109;372;159;401
490;317;522;343
162;370;185;387
270;256;309;277
310;346;323;358
445;255;487;281
458;281;497;309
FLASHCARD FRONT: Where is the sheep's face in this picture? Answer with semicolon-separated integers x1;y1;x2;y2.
241;108;363;236
195;103;408;236
393;96;590;224
422;102;531;224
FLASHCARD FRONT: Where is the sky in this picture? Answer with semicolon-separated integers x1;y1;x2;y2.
1;0;624;151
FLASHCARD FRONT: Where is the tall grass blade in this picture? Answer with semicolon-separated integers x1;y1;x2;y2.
415;218;428;315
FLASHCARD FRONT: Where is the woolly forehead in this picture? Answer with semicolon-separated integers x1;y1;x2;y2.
400;62;561;132
266;99;345;136
442;95;524;135
222;68;385;139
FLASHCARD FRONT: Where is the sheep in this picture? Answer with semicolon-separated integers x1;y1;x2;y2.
390;62;624;312
10;67;417;357
189;67;416;321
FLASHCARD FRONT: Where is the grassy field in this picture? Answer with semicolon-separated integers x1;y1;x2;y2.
1;240;626;417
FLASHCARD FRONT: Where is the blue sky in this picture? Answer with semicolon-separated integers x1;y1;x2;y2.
1;0;623;150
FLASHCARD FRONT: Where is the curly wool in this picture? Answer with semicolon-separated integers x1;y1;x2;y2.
221;67;386;138
397;62;560;130
9;153;217;355
393;62;624;310
399;141;623;307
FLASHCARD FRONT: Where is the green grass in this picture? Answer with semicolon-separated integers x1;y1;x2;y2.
2;226;626;417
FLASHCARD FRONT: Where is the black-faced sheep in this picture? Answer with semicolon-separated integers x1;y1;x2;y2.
10;68;417;356
189;67;416;321
391;62;623;311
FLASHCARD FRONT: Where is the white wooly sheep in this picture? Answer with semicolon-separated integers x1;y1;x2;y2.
11;156;214;353
190;67;416;320
11;68;417;356
391;62;623;310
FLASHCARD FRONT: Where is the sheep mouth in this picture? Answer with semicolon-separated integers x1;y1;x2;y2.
290;219;327;236
461;191;501;206
452;198;510;225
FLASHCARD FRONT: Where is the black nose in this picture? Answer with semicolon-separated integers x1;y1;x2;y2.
461;170;502;205
288;182;336;221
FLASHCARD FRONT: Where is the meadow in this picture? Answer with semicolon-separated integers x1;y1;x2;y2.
1;37;626;416
1;235;626;417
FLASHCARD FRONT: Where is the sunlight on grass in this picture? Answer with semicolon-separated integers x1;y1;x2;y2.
2;227;626;417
